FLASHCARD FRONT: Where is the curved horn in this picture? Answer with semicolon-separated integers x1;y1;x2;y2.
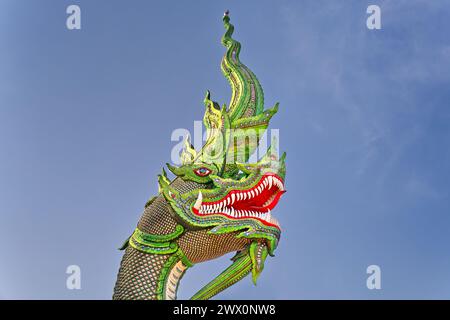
198;12;279;165
221;13;264;122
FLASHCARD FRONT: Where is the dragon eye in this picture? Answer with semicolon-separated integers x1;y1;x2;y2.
194;167;212;177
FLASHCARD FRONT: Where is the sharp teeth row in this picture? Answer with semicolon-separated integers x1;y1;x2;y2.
263;194;276;207
195;175;284;226
197;206;276;223
264;175;284;191
222;208;273;222
206;176;284;209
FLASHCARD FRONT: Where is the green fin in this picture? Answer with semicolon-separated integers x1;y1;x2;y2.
249;242;269;285
144;195;157;208
118;236;131;250
191;248;252;300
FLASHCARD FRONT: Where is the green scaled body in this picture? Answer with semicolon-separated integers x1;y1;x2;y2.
113;12;287;300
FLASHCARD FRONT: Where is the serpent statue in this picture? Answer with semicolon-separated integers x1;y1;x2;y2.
113;11;286;300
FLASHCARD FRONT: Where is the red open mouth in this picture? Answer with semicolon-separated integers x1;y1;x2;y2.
191;173;285;228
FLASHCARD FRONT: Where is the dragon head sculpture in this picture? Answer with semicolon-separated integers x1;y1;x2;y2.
114;12;287;300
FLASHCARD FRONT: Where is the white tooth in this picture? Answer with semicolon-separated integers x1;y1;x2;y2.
194;192;203;210
268;176;273;189
263;178;268;187
243;193;247;200
255;188;260;195
227;197;231;205
237;193;242;200
230;207;235;216
258;185;263;193
231;194;236;204
277;180;283;189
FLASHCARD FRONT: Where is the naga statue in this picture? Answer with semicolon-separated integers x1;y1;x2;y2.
113;11;286;300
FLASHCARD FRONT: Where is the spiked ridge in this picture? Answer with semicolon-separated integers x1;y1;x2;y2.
192;173;285;228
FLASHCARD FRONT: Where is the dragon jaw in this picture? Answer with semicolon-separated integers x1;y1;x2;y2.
192;173;285;229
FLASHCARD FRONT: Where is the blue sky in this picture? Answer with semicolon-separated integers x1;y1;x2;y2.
1;0;450;299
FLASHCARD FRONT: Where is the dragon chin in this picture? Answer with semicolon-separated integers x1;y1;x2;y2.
191;173;285;229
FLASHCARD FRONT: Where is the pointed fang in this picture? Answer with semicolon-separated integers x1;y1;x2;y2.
194;191;203;210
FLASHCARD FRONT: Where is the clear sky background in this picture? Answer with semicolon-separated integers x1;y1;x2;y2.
1;0;450;299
